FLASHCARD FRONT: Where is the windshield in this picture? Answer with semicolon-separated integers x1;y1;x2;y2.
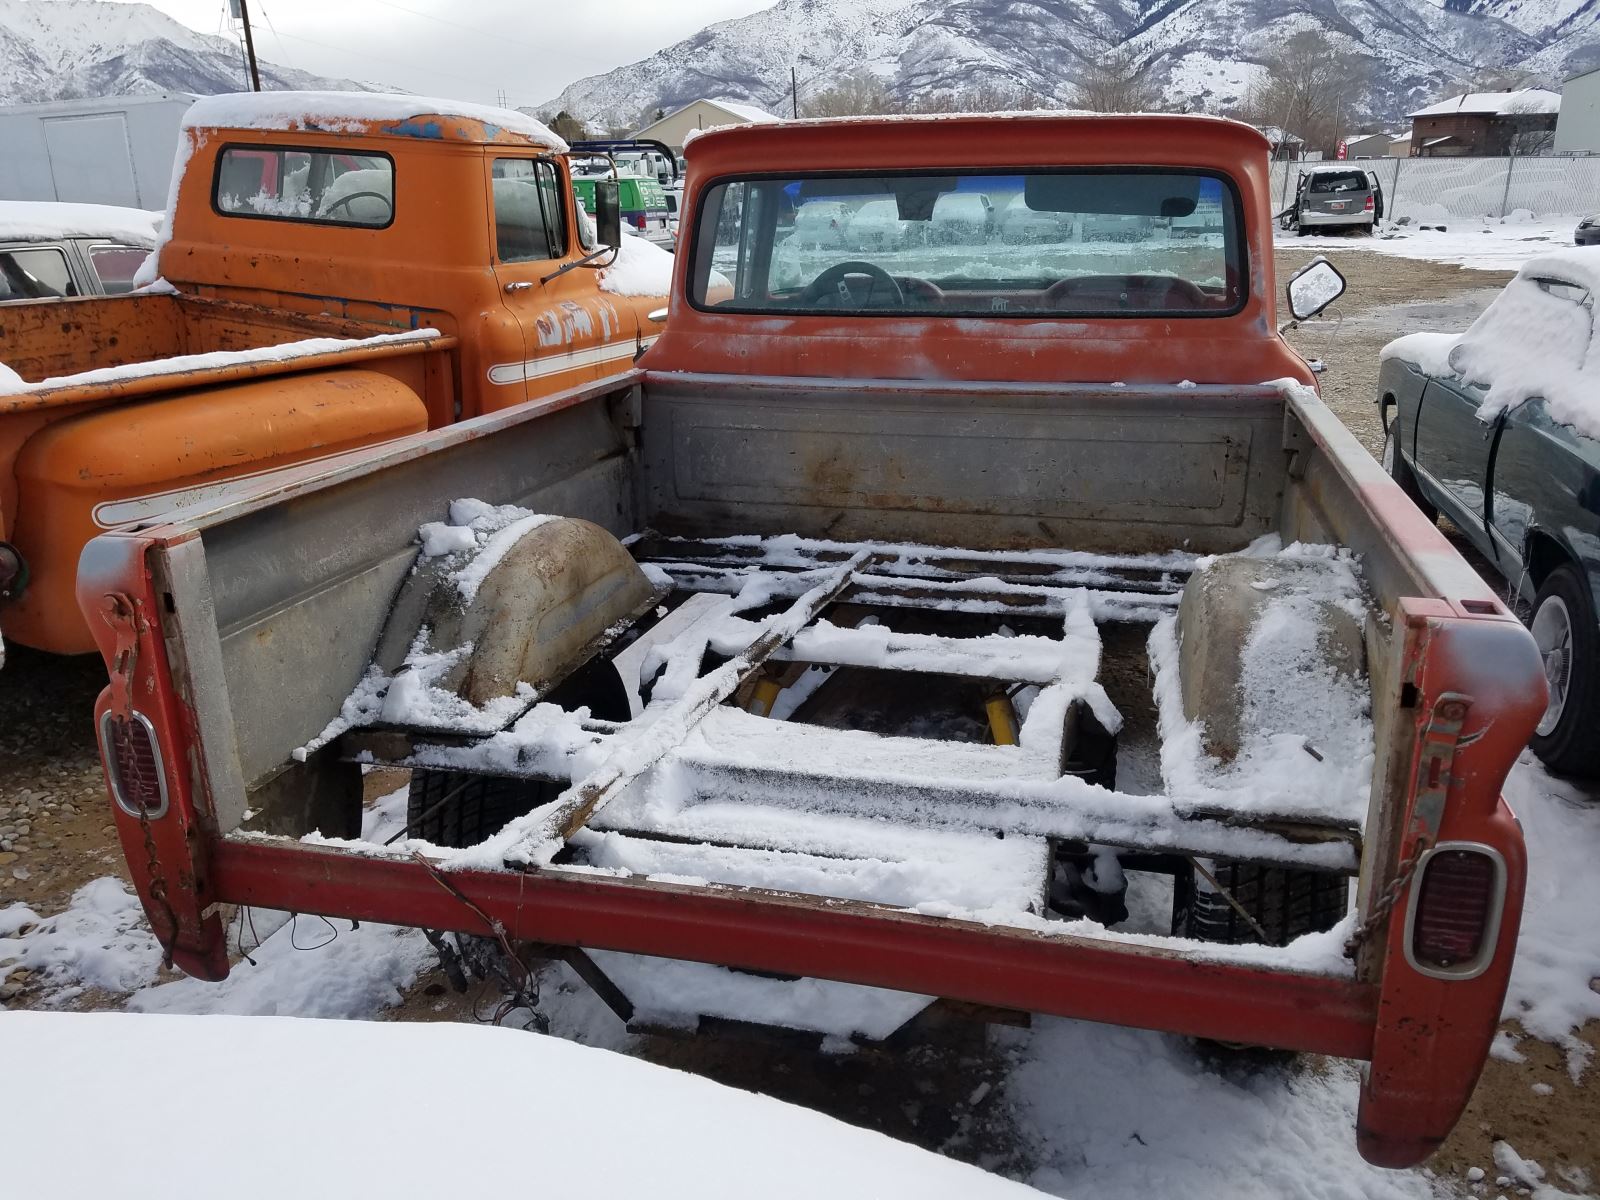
689;170;1243;316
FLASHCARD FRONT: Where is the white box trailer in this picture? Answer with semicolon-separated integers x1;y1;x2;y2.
0;93;194;209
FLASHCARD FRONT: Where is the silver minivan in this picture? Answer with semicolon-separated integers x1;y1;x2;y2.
1282;166;1384;235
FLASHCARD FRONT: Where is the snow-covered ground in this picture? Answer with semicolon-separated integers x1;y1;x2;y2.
0;1010;1041;1200
1280;215;1581;274
4;754;1596;1197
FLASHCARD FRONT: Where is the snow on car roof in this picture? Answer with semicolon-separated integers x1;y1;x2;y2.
684;109;1258;149
2;1011;1043;1199
1408;88;1561;118
0;201;160;245
1381;247;1600;441
183;91;568;151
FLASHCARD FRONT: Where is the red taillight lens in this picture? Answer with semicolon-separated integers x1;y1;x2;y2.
1364;195;1374;211
101;711;168;819
1411;849;1497;971
631;213;646;230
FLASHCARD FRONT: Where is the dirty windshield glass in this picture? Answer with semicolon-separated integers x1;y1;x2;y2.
689;170;1242;316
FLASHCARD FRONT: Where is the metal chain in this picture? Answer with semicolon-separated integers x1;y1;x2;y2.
1344;835;1431;957
135;800;180;970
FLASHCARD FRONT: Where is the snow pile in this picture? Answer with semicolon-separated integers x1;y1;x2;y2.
598;229;675;297
0;878;163;1000
1004;1018;1437;1199
183;91;568;151
0;200;160;244
0;1011;1042;1199
2;327;440;394
1491;1139;1591;1200
1149;537;1374;825
1284;216;1580;272
129;918;429;1020
1500;753;1600;1079
1382;250;1600;441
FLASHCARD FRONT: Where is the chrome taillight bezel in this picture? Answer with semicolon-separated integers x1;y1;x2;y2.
1402;841;1508;981
99;709;170;820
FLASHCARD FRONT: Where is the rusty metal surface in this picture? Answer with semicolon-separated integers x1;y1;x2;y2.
638;375;1288;554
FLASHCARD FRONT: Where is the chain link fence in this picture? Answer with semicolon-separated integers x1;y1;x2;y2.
1272;155;1600;225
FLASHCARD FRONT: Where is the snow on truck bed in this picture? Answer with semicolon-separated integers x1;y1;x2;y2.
284;512;1375;987
0;327;441;395
0;1011;1041;1199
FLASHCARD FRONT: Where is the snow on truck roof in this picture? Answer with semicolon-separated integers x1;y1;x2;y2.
182;91;568;151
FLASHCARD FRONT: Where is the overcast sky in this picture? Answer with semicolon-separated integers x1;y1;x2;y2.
96;0;777;109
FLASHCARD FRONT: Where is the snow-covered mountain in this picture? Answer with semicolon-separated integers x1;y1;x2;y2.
543;0;1600;127
0;0;373;105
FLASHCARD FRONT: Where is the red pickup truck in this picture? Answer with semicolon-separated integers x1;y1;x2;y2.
80;113;1544;1167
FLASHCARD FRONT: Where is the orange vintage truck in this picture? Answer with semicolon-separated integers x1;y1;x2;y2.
0;91;666;664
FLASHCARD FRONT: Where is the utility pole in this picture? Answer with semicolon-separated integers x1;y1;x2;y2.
791;66;799;119
234;0;262;92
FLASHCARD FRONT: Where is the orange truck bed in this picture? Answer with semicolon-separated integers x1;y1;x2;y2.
0;91;668;660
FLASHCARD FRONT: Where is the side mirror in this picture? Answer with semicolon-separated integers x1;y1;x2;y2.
595;180;622;251
1285;256;1346;322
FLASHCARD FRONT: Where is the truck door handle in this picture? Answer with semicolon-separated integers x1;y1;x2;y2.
504;281;533;292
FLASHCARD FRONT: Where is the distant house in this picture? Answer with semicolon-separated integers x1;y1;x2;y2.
1251;125;1306;160
1386;132;1412;157
631;98;784;155
1407;89;1560;157
1340;132;1392;159
1555;65;1600;155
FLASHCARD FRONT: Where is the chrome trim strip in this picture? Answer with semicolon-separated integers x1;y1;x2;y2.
1402;840;1508;982
98;709;171;821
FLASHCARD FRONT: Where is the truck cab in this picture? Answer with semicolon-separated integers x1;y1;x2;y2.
0;92;669;660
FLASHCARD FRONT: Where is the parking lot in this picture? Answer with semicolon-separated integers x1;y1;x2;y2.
2;240;1596;1198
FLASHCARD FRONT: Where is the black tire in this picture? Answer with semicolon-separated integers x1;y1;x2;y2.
406;770;560;848
1295;225;1308;237
1528;565;1600;778
1174;861;1348;946
1382;428;1437;524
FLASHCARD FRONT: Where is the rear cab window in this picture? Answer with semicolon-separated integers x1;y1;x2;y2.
689;169;1245;317
214;146;395;227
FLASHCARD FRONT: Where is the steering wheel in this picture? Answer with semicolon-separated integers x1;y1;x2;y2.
320;190;393;222
800;261;906;309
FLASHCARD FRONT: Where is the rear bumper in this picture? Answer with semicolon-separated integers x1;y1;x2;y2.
1300;210;1374;227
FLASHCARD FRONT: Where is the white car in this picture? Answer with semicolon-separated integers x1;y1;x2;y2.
846;199;914;251
997;195;1071;245
791;200;850;249
930;192;993;243
0;201;158;302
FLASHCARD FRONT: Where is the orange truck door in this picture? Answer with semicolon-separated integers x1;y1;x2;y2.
484;155;641;410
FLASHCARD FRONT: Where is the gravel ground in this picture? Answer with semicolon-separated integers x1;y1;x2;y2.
1;245;1594;1190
